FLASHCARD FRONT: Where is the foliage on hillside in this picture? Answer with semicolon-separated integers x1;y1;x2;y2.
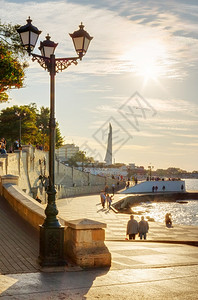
67;150;94;167
0;103;64;149
0;20;27;102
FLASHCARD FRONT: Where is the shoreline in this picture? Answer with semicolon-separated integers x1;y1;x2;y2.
112;191;198;216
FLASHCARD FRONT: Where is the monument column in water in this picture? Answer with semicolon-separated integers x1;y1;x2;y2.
104;123;112;165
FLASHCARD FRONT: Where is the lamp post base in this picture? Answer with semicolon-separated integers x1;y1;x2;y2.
39;225;66;267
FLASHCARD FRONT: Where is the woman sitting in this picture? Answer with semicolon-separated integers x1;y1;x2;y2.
165;213;172;227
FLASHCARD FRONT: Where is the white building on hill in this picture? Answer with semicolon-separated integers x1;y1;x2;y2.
56;144;79;162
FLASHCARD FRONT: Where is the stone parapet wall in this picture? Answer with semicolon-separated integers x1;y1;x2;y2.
0;147;47;197
1;181;111;268
56;185;106;198
0;145;124;200
55;160;118;188
56;182;125;198
121;180;186;194
2;183;46;229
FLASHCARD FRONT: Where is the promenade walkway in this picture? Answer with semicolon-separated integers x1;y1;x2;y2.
0;196;39;275
57;194;198;243
0;193;198;299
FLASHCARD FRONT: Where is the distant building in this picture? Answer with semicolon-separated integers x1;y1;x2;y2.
84;167;128;178
135;166;145;176
128;163;135;169
56;144;79;162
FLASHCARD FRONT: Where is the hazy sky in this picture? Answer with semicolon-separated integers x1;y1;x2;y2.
1;0;198;171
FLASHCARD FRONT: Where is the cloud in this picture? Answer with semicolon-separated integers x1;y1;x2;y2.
173;142;198;147
120;144;152;150
1;0;198;171
2;0;198;80
174;133;198;138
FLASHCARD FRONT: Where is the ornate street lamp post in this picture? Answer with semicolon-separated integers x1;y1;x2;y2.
148;164;154;181
17;17;93;266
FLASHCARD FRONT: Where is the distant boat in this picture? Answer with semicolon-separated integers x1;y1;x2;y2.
176;200;188;204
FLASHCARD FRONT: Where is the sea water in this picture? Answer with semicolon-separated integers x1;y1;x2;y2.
131;178;198;226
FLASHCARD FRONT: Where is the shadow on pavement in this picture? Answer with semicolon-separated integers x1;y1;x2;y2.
0;267;110;299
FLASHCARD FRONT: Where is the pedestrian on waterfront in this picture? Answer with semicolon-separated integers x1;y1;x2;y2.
165;213;172;227
152;186;155;193
106;193;112;209
13;139;19;151
162;185;165;192
0;138;6;149
112;183;115;195
126;215;139;240
138;216;149;240
100;191;106;208
36;195;41;203
104;185;109;195
0;145;7;154
117;181;119;190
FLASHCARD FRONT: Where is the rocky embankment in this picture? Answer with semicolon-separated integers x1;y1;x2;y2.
112;192;198;215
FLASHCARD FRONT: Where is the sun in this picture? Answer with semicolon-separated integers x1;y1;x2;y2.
121;39;168;84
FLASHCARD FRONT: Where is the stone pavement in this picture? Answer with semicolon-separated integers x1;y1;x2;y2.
1;242;198;299
1;193;198;299
57;194;198;243
0;196;39;275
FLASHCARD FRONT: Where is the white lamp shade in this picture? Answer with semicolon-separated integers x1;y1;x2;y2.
42;46;55;58
20;31;39;51
73;36;84;53
17;17;41;54
39;34;58;58
70;23;93;58
84;36;91;53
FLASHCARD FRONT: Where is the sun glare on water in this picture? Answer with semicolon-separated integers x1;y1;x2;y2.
121;39;169;84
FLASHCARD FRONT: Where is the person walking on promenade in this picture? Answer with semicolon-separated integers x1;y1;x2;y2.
112;183;115;195
116;180;119;190
126;215;139;240
104;185;109;195
138;216;149;240
106;193;112;209
100;191;106;208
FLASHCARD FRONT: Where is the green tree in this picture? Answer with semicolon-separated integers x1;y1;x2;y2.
0;103;64;150
67;151;93;167
36;106;49;150
0;20;27;102
0;20;25;55
36;106;64;150
0;44;25;102
0;105;37;149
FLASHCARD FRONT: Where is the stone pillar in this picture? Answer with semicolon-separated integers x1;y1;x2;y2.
64;218;111;268
0;174;19;196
